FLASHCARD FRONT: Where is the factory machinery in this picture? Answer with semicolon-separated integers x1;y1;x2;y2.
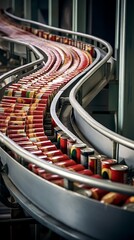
0;9;134;240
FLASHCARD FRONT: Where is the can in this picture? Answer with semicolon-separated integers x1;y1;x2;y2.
56;130;64;149
48;154;69;163
27;149;43;156
39;144;57;152
78;169;93;176
67;164;85;172
101;192;128;206
110;164;128;183
55;159;76;167
45;149;63;157
11;137;29;142
16;97;33;104
8;125;25;130
17;141;34;147
8;120;25;126
80;147;94;168
26;128;45;133
7;129;25;134
124;196;134;204
70;143;86;163
36;168;45;176
101;159;117;179
91;188;109;200
95;154;108;175
53;126;61;141
67;138;76;158
23;145;38;151
46;174;62;182
60;134;68;154
33;139;51;147
30;136;49;143
51;179;64;187
26;123;43;129
88;156;98;174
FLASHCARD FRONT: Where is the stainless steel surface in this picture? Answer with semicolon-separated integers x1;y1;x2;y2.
1;148;134;240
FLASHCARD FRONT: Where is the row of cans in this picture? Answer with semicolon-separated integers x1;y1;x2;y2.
88;155;129;184
54;127;130;184
21;25;94;56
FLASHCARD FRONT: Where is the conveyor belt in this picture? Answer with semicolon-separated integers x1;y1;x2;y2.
0;10;134;240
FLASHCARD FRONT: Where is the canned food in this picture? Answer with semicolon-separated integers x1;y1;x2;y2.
95;154;108;175
60;134;68;154
78;169;93;176
26;123;43;129
70;143;86;163
17;97;33;104
124;196;134;204
80;147;94;168
11;137;29;142
8;125;25;130
55;159;76;167
91;188;109;200
67;138;76;157
26;128;45;133
51;179;64;187
17;141;34;147
48;154;69;163
7;129;25;134
29;150;44;156
101;192;128;206
33;139;51;147
67;164;85;172
56;130;64;149
45;149;63;157
39;144;57;152
110;164;128;183
8;120;25;126
23;145;38;151
53;126;62;141
26;132;45;137
101;159;117;179
88;156;97;174
8;133;27;138
28;163;36;171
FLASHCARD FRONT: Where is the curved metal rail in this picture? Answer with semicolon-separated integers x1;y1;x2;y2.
69;63;134;164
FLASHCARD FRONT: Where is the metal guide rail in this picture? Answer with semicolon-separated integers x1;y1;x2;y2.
0;10;134;240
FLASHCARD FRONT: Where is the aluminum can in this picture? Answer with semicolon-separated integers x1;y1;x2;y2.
88;156;98;174
45;149;63;157
67;138;76;157
110;164;128;183
55;159;76;168
60;134;68;154
80;147;94;168
101;192;128;206
48;154;69;163
66;164;85;172
70;143;86;163
101;159;117;179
